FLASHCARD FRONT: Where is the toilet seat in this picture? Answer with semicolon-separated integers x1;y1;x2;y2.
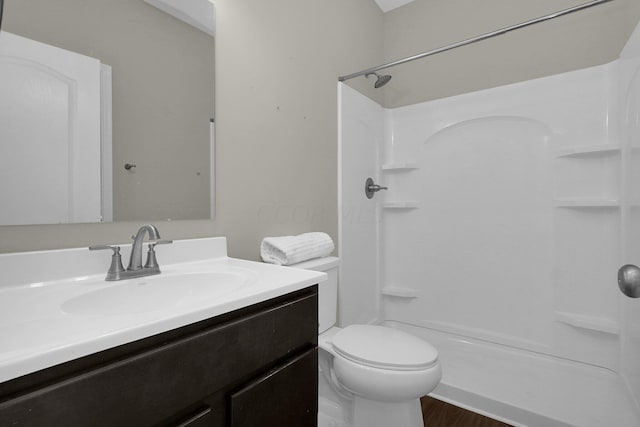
332;325;438;371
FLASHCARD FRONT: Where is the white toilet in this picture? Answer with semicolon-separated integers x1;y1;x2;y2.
289;257;441;427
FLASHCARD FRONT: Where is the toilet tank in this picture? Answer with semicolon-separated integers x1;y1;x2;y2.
288;256;339;334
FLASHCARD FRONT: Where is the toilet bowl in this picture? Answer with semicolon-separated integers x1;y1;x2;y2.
289;257;441;427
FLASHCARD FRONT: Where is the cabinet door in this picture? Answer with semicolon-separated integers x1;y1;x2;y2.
230;348;318;427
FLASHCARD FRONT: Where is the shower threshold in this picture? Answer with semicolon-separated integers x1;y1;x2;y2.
385;320;640;427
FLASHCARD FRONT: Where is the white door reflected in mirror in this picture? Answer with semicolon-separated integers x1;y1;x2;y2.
0;31;109;225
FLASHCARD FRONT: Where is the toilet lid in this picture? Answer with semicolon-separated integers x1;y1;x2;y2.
331;325;438;371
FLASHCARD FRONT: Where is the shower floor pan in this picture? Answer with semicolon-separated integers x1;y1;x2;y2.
385;321;640;427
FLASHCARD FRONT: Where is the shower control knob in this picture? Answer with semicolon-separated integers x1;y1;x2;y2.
369;184;388;191
365;177;388;199
618;264;640;298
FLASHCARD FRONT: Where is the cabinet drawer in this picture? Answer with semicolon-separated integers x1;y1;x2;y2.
174;406;213;427
0;290;318;427
230;348;318;427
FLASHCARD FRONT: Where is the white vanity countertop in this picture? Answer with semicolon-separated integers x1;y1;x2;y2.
0;237;326;383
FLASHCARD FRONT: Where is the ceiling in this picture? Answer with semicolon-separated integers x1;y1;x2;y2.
373;0;416;13
144;0;215;36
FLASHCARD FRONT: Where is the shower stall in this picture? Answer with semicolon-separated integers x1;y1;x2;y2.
337;15;640;427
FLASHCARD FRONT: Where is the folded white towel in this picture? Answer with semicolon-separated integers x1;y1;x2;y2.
260;232;335;266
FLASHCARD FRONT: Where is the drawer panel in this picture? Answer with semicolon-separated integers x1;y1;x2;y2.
174;406;213;427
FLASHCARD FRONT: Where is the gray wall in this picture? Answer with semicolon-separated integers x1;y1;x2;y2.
381;0;640;107
213;0;383;260
0;0;383;258
1;0;639;260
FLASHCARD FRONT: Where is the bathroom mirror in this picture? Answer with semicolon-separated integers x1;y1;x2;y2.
0;0;215;225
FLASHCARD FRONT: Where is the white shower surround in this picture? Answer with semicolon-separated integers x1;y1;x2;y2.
338;23;640;427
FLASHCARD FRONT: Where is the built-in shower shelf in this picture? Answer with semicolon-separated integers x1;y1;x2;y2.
554;144;620;158
555;198;620;208
381;286;420;298
382;201;420;209
381;163;420;171
555;311;620;335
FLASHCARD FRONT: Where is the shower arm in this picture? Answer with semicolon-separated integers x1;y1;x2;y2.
338;0;614;83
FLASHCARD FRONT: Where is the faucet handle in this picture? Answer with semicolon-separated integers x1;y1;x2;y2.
89;245;126;281
144;240;173;269
89;244;120;252
148;239;173;248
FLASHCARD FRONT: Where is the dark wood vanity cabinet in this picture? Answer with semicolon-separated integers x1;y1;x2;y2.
0;286;318;427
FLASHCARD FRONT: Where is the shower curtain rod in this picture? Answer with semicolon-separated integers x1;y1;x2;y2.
338;0;614;83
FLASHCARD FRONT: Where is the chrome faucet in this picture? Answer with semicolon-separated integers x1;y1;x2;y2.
90;224;172;281
128;224;160;271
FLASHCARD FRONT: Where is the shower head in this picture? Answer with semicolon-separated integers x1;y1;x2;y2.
365;72;392;88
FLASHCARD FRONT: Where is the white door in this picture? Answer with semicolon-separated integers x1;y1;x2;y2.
619;33;640;407
0;31;101;225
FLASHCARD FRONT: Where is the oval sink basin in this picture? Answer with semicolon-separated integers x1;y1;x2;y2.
61;271;255;316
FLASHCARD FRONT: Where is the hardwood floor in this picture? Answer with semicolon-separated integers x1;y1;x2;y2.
421;396;512;427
